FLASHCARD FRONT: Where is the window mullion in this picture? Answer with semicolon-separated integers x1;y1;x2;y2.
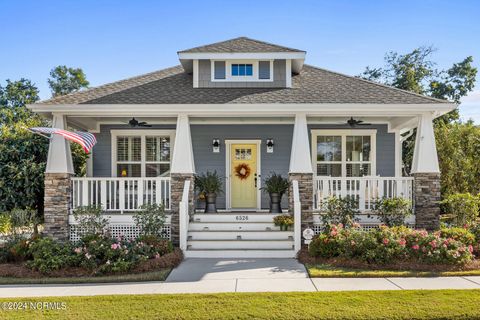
141;135;146;177
342;135;346;177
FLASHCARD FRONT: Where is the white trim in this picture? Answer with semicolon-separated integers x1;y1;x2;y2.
225;139;262;211
411;112;440;173
289;113;313;173
110;129;175;177
178;52;306;60
29;103;457;119
193;59;199;88
285;59;292;88
394;130;402;177
46;113;74;174
86;153;93;177
210;60;274;82
311;129;377;177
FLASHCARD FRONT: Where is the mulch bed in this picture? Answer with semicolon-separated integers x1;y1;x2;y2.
297;248;480;272
0;248;183;278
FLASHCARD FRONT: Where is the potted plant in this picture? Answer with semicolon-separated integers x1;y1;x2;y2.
261;173;289;213
194;171;223;213
273;214;294;231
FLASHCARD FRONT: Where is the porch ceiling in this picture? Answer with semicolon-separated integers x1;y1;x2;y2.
65;115;417;133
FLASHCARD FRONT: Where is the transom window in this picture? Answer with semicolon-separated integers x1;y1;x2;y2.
312;130;376;177
231;64;253;76
112;130;174;177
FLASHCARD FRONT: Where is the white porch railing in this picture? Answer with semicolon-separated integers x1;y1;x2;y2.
71;177;171;213
179;180;191;252
292;180;301;253
314;177;414;211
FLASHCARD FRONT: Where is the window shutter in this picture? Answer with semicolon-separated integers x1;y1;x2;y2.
214;61;226;79
259;61;270;79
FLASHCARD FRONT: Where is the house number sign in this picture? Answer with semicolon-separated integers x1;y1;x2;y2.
235;215;248;221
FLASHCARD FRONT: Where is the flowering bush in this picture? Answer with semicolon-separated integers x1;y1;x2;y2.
441;193;480;227
309;224;475;265
321;197;359;230
371;197;412;227
273;214;294;227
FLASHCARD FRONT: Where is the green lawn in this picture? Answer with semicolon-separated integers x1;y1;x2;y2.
1;290;480;319
307;264;480;278
0;269;171;285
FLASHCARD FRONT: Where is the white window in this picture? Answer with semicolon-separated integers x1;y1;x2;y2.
111;130;175;177
211;60;273;82
311;130;376;177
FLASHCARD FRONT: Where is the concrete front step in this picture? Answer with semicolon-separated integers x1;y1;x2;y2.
184;249;297;258
187;239;294;250
188;230;293;240
192;213;281;223
188;222;281;231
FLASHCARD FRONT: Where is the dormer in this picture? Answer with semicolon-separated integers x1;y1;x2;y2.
178;37;306;88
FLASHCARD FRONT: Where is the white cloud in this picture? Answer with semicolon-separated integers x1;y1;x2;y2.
459;90;480;123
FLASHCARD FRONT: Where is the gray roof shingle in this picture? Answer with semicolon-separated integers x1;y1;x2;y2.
178;37;305;53
37;65;448;105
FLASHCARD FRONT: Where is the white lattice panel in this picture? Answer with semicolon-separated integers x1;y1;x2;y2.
69;224;171;243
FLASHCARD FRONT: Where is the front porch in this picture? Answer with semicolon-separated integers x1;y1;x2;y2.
38;107;445;256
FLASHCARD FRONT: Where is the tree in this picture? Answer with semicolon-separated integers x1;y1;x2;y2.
0;77;88;217
47;65;89;97
359;47;477;188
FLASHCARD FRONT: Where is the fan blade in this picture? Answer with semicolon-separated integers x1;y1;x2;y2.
139;123;152;127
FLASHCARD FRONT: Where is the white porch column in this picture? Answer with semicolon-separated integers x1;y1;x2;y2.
44;113;73;241
170;114;195;247
411;112;440;174
411;112;441;230
289;113;313;174
288;113;314;235
46;113;74;174
171;114;195;174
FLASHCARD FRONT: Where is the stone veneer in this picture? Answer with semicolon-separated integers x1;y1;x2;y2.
43;173;72;241
170;173;195;246
288;173;313;231
414;172;441;231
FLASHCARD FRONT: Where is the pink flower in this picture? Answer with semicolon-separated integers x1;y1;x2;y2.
398;239;406;247
154;253;160;259
351;240;356;246
429;241;437;248
468;245;474;253
330;230;338;237
85;253;92;260
412;244;420;250
111;243;119;250
74;247;82;254
338;223;344;229
382;238;390;245
352;223;361;229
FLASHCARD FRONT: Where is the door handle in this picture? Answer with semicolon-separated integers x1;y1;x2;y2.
254;176;257;188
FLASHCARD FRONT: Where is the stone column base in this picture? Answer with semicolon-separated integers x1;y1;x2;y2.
43;173;72;241
170;173;195;247
288;173;313;231
414;172;441;231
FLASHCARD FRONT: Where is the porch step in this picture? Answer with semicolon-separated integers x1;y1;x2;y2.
184;249;296;258
188;222;281;231
192;213;281;223
188;230;293;240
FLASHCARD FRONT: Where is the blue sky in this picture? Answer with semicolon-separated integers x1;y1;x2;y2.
1;0;479;121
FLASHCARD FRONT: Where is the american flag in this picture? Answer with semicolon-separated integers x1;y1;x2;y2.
30;127;97;153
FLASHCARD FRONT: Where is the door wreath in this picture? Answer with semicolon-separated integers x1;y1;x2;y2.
234;163;251;180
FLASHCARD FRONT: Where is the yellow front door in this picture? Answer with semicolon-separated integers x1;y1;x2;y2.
230;143;258;209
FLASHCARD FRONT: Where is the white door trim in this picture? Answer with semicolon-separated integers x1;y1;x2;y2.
225;139;262;211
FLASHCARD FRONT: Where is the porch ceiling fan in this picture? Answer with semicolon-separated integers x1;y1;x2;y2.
128;117;151;127
346;117;371;127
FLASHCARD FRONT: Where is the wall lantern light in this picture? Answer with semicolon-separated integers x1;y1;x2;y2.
266;139;274;153
212;139;220;153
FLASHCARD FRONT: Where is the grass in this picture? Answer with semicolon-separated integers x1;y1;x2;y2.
307;264;480;278
0;290;480;319
0;269;171;285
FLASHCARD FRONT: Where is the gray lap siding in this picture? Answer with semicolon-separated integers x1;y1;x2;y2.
91;123;396;210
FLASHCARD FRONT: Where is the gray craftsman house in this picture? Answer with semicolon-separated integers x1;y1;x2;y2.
30;37;454;258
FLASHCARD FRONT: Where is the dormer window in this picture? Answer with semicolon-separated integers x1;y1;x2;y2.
232;64;253;76
211;60;273;82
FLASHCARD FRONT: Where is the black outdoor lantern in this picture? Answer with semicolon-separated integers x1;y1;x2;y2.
266;139;274;153
212;139;220;153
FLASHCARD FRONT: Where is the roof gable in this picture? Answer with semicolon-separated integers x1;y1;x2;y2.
178;37;305;53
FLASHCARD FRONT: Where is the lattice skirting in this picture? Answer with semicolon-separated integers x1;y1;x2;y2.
312;223;414;235
69;224;171;243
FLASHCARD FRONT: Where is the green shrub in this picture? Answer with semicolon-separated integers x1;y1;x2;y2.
321;197;359;229
26;237;79;274
441;193;480;227
309;226;475;265
5;208;40;236
0;214;11;234
73;205;109;240
0;236;33;263
440;227;475;245
194;171;223;195
372;197;412;227
133;203;167;238
261;173;289;195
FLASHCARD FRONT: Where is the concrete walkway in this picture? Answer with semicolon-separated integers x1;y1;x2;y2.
0;259;479;297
